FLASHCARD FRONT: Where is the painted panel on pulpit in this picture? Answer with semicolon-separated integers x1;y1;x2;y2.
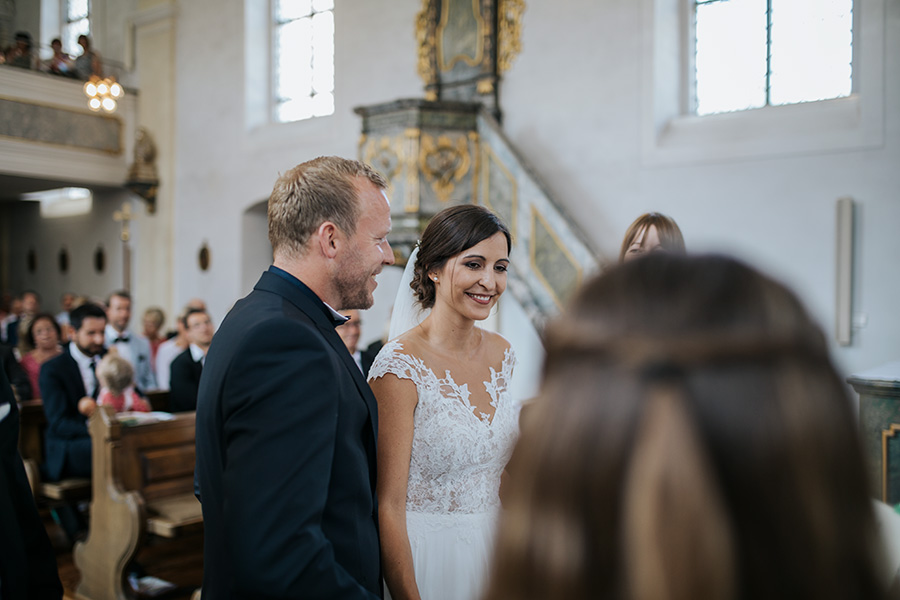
438;0;484;72
481;143;517;240
531;207;583;309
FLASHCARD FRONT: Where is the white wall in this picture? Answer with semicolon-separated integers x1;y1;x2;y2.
171;0;421;322
500;0;900;376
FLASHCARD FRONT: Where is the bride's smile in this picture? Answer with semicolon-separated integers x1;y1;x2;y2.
431;232;510;321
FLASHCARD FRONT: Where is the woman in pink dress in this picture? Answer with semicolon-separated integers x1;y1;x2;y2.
18;313;62;399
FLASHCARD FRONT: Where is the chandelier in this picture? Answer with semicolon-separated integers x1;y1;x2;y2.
83;76;124;113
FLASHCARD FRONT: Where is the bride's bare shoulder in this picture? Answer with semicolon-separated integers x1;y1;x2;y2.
391;329;427;356
480;329;512;355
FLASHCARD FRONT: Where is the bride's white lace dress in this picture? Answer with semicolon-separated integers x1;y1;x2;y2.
368;339;519;600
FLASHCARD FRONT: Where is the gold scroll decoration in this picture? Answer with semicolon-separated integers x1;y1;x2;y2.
498;0;525;74
530;206;583;309
362;135;404;200
404;129;422;213
419;133;471;203
416;0;439;99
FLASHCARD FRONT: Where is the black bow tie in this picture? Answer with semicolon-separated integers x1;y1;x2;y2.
113;336;130;343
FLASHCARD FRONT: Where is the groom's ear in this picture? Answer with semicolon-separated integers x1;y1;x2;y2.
316;221;340;259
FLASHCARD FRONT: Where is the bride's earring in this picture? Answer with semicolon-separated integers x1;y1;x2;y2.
431;275;439;282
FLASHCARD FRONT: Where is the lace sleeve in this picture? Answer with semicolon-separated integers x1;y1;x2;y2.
367;340;429;388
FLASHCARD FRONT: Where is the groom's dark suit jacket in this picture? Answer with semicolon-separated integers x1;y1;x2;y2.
195;268;381;599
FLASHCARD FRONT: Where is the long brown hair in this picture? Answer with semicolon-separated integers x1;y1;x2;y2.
619;212;685;262
485;254;886;600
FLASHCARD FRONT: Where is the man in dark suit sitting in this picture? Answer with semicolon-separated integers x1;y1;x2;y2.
168;308;214;412
38;303;106;481
195;156;394;599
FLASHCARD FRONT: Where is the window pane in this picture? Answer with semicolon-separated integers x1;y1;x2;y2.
311;11;334;93
277;0;312;21
695;0;767;115
769;0;852;105
64;17;91;55
273;1;335;122
310;91;334;117
278;97;314;122
68;0;89;21
277;18;313;100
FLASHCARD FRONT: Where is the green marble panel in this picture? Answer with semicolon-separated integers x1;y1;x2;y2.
483;146;516;238
887;428;900;505
532;210;581;308
0;98;121;153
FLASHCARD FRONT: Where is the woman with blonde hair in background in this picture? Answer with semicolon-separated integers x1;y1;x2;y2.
485;253;892;600
619;212;685;262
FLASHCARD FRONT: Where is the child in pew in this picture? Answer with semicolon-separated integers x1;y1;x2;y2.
79;351;152;416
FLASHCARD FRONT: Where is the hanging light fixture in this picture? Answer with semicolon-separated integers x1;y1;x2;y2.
83;75;124;113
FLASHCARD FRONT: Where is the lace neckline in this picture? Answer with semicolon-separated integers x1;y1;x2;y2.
386;339;514;426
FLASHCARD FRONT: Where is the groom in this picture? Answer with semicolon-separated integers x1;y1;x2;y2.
195;157;394;598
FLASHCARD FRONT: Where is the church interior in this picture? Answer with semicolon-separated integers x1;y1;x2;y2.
1;0;898;597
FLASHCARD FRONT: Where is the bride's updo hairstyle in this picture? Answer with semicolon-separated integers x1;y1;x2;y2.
411;205;511;309
485;254;887;600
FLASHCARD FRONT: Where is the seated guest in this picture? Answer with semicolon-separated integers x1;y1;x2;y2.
155;299;206;390
4;290;40;349
39;303;107;481
619;212;685;262
337;310;379;377
0;368;64;599
56;291;76;332
95;351;151;414
44;37;75;77
17;313;62;399
169;308;214;412
485;254;892;600
73;34;102;79
105;290;156;391
4;31;38;70
142;307;166;371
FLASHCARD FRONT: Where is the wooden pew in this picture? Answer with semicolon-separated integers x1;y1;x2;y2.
74;406;202;600
17;399;91;502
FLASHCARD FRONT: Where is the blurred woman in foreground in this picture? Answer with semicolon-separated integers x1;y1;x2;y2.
485;253;892;600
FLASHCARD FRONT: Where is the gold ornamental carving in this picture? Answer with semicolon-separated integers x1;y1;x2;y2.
498;0;525;74
404;129;422;212
419;133;471;203
363;136;403;182
416;0;438;94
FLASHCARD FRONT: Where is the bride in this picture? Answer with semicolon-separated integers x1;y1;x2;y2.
368;205;519;600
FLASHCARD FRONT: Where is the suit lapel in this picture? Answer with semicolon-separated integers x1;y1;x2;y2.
254;271;379;429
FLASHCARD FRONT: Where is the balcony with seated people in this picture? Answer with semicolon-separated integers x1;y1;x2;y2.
0;58;137;197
